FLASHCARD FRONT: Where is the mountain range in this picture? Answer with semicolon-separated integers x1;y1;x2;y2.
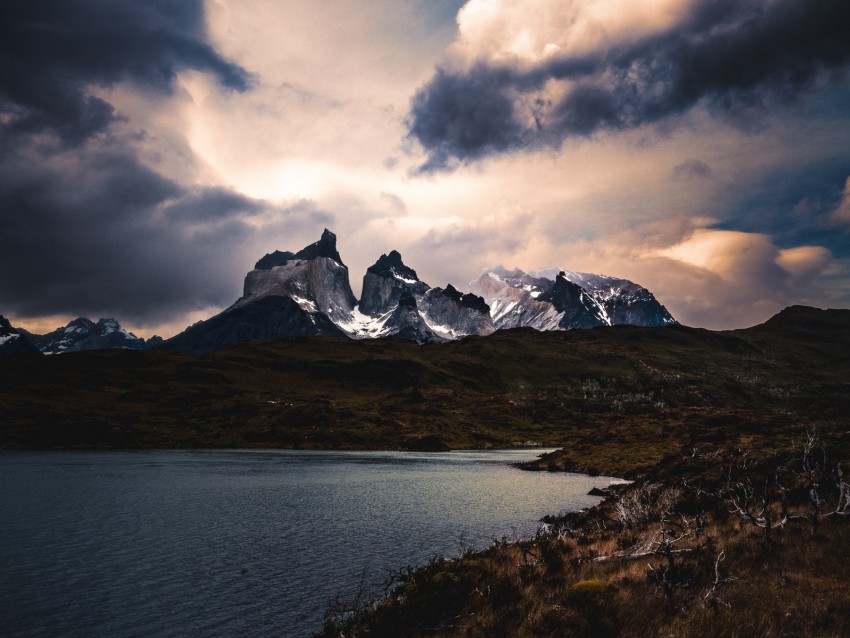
0;315;155;357
1;229;675;356
1;304;847;452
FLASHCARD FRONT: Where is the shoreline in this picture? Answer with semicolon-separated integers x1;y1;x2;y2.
315;430;850;637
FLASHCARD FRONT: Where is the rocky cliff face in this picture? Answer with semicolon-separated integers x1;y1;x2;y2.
530;268;677;327
240;229;357;318
417;285;495;339
164;229;354;354
466;267;562;330
538;272;607;329
240;257;357;318
358;251;429;316
352;252;493;343
380;292;445;343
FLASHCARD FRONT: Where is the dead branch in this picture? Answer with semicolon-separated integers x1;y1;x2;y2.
595;514;697;563
704;551;737;610
826;463;850;519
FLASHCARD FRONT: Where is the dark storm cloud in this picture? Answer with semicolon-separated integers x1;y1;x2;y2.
714;159;850;259
408;65;529;167
0;0;250;145
409;0;850;171
0;0;335;325
163;188;267;222
0;149;334;323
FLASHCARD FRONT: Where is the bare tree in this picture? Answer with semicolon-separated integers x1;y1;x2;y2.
719;449;789;541
796;428;828;535
718;431;848;539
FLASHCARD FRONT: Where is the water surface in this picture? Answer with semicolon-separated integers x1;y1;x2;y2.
1;449;619;637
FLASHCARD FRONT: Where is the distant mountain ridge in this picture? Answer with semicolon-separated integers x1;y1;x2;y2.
2;304;847;451
11;317;151;355
160;229;675;354
164;230;498;354
2;229;678;356
468;266;676;331
0;312;167;356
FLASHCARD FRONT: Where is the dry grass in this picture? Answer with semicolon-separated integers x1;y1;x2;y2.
316;443;850;638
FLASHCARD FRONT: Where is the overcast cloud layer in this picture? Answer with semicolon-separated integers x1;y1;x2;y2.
1;0;849;336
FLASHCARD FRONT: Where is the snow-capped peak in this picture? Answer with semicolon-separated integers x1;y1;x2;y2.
31;317;146;354
470;266;676;330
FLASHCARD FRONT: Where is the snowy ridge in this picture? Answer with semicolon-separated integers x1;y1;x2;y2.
470;266;676;331
23;317;147;354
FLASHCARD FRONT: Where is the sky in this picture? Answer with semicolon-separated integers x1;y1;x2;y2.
1;0;849;338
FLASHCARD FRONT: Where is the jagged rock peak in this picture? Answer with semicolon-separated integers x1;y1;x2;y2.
296;228;344;264
538;273;585;306
66;317;97;331
358;250;428;317
382;291;445;344
254;250;296;270
367;250;419;282
440;284;490;314
538;274;606;329
97;318;122;332
549;271;572;290
254;229;344;270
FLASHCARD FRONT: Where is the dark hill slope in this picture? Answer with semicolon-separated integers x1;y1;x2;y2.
162;296;348;356
1;306;847;468
735;305;850;371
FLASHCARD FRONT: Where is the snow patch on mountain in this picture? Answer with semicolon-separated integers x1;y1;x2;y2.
334;306;394;339
0;333;19;346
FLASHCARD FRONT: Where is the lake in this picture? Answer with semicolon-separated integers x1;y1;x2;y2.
0;449;620;637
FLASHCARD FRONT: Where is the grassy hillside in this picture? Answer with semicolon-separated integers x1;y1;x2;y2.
1;306;848;472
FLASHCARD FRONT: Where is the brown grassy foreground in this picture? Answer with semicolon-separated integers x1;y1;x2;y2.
1;306;848;458
316;435;850;637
